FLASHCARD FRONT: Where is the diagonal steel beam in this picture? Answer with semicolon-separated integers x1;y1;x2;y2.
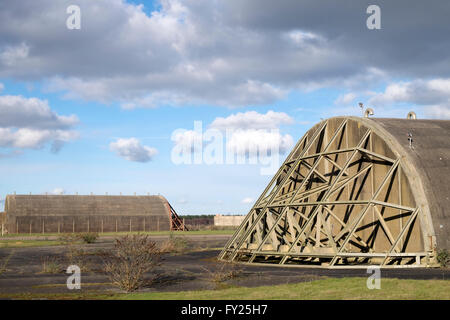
245;119;349;262
279;129;372;265
223;120;329;260
329;159;400;266
373;205;397;248
219;124;313;259
381;207;419;266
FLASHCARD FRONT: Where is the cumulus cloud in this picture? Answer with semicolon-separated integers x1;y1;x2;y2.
171;129;203;153
0;128;78;149
1;0;448;108
0;93;79;152
110;138;158;162
0;95;78;129
226;129;294;157
210;110;294;130
368;79;450;119
211;111;294;157
171;111;294;162
334;92;357;106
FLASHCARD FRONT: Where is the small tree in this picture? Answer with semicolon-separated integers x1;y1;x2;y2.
104;235;162;292
437;249;449;268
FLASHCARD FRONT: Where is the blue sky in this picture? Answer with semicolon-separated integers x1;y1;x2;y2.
1;0;449;214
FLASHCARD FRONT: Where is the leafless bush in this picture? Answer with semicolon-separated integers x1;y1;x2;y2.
79;232;98;244
159;234;188;254
0;251;14;275
202;260;244;284
103;235;162;292
58;232;98;244
40;256;61;274
64;241;92;272
58;233;81;245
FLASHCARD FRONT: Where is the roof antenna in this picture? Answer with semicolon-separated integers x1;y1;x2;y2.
359;102;364;117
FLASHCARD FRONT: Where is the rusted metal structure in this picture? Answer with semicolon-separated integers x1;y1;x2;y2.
3;194;186;233
220;116;449;268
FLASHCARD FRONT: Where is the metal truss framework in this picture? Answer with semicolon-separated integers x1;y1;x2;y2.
168;202;187;231
219;118;433;268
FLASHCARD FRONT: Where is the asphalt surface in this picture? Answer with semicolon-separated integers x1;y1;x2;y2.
0;234;448;296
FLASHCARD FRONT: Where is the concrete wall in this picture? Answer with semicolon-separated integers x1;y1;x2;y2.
4;195;172;234
371;118;450;250
214;214;245;227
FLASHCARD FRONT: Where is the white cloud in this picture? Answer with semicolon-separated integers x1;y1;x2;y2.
0;128;78;150
4;0;442;108
210;110;294;130
226;129;294;157
110;138;158;162
0;94;78;129
368;78;450;119
369;79;450;106
334;92;357;106
0;94;79;152
424;105;450;119
211;110;294;157
171;111;295;161
241;197;254;204
171;129;203;153
0;83;4;93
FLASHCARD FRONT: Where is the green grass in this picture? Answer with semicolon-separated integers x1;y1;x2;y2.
1;278;448;300
1;229;235;238
0;230;234;248
117;278;450;300
0;240;65;248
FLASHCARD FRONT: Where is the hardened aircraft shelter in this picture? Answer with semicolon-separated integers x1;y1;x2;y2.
219;116;449;268
4;194;186;233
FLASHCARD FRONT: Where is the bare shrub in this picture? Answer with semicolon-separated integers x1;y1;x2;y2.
58;233;81;245
40;256;61;274
79;232;98;244
103;235;162;292
0;251;14;274
58;232;98;244
159;233;188;254
65;245;91;272
202;260;244;285
64;242;92;272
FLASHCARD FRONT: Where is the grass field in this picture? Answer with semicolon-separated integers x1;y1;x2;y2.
0;230;235;247
120;277;450;300
0;240;66;248
1;229;235;238
1;277;448;300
